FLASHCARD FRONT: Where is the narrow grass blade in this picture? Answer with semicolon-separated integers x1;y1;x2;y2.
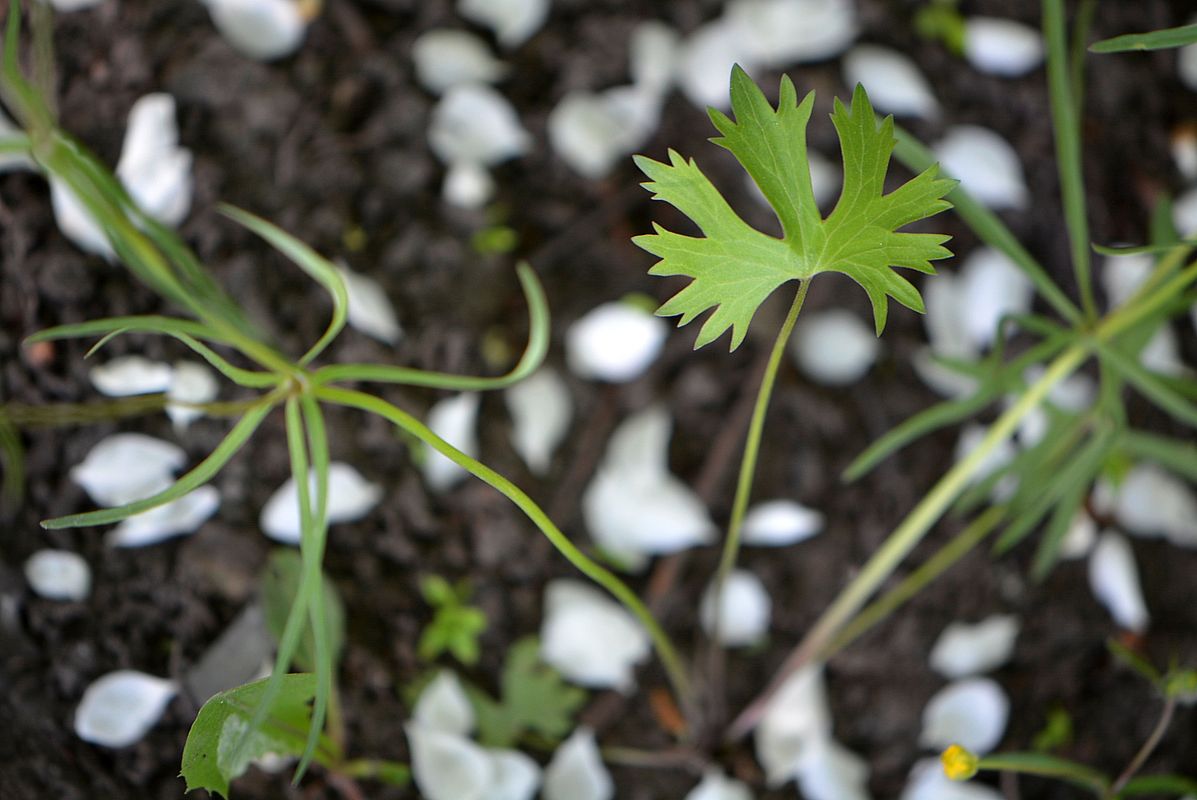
40;398;276;529
313;262;549;390
0;414;25;511
1097;343;1197;428
219;205;348;366
1120;430;1197;482
1091;23;1197;53
893;128;1083;325
1030;476;1088;580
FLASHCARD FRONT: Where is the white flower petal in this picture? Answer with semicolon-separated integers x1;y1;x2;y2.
203;0;307;61
406;724;491;800
429;85;529;168
742;499;824;546
444;161;497;208
107;485;221;547
934;126;1029;210
1116;464;1197;548
423;393;480;492
414;671;476;737
929;615;1020;679
50;176;114;259
543;727;614;800
412;29;509;95
919;678;1009;754
167;361;220;430
1172;126;1197;182
726;0;858;67
70;433;186;506
755;664;832;786
678;20;756;110
954;423;1017;501
685;769;753;800
791;310;879;386
795;738;871;800
489;748;542;800
89;356;174;397
458;0;548;48
913;347;980;398
48;0;106;10
0;110;34;173
964;18;1044;77
630;21;681;94
923;273;975;360
24;549;91;601
74;670;177;747
1101;253;1154;309
260;462;383;544
1174;186;1197;238
1180;41;1197;92
547;85;660;179
959;248;1034;349
337;264;402;344
843;45;938;119
566;302;667;383
701;569;772;647
117;94;192;227
583;406;715;566
1060;509;1097;559
540;579;650;692
901;758;1005;800
1139;325;1188;377
506;368;573;475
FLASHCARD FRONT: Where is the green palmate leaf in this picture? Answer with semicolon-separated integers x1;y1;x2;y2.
470;637;587;748
181;674;340;798
634;66;955;349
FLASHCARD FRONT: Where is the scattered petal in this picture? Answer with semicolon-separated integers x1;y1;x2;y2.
1172;124;1197;182
701;569;772;647
1180;40;1197;92
901;758;1004;800
843;45;939;119
48;0;106;10
742;499;824;546
429;85;531;167
540;579;650;691
755;664;832;786
117;93;192;227
919;678;1009;754
543;727;614;800
1090;533;1150;632
414;671;476;737
1174;186;1197;238
423;393;481;492
337;264;403;344
630;21;681;94
548;87;660;179
167;360;220;430
71;433;186;506
489;749;542;800
1101;253;1155;309
795;737;871;800
582;406;715;569
1139;325;1188;377
458;0;549;48
963;17;1044;77
678;20;754;110
1115;464;1197;548
444;161;497;208
260;462;383;543
958;248;1034;349
74;670;177;747
24;549;92;601
726;0;858;67
50;176;114;259
791;310;879;386
685;769;753;800
89;356;174;397
412;29;509;95
929;615;1020;679
506;368;573;474
566;302;667;383
203;0;307;61
1060;509;1097;559
913;347;980;398
923;273;975;359
406;724;492;800
107;485;221;547
954;424;1017;501
934;126;1029;210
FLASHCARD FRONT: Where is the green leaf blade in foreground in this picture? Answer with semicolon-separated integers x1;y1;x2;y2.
635;66;955;348
181;674;336;797
1090;23;1197;53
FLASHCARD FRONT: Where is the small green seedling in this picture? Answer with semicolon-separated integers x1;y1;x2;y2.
418;575;488;666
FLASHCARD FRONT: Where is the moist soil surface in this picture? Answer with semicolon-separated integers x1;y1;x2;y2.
2;1;1196;798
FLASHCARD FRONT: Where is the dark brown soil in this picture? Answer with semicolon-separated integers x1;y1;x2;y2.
2;1;1196;798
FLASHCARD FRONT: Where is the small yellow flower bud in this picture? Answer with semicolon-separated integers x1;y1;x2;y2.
941;744;979;781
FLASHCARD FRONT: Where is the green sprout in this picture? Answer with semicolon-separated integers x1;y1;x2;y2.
418;575;488;666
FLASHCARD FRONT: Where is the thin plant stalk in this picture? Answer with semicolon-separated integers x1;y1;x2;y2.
1105;695;1177;798
726;341;1089;740
313;385;694;711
